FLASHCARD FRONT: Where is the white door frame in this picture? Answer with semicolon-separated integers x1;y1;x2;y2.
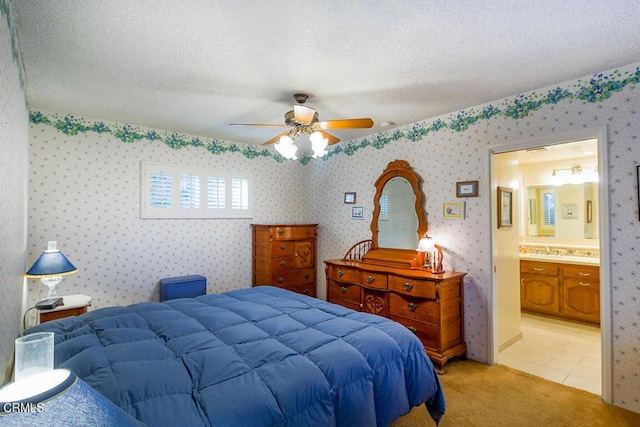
486;126;611;403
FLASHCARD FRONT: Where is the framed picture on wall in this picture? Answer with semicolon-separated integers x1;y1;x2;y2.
637;165;640;221
497;187;513;228
443;202;465;219
562;203;579;219
351;206;364;219
456;181;479;197
344;192;356;204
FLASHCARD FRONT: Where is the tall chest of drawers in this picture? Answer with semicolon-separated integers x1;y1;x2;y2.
325;259;467;373
251;224;318;297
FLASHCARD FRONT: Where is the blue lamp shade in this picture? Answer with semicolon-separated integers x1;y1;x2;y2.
25;242;77;278
0;369;142;426
25;241;77;298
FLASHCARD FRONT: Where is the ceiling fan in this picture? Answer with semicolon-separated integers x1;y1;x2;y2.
230;93;374;158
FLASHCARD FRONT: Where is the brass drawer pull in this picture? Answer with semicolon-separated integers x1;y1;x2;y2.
279;260;287;266
579;272;591;277
304;274;311;279
579;282;591;287
408;302;417;312
366;275;375;283
303;289;309;295
340;286;347;293
277;230;285;235
403;282;414;291
279;244;286;250
533;267;544;272
407;326;417;334
305;229;311;234
337;269;344;277
276;277;284;283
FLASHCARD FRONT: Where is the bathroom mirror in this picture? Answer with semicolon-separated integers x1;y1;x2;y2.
526;183;598;239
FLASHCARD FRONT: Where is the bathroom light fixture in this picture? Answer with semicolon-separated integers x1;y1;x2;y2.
550;164;598;185
25;241;77;299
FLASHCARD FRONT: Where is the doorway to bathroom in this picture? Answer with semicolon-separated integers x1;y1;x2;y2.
488;127;611;402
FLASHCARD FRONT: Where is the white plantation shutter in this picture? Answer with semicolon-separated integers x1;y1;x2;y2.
231;178;249;210
207;177;226;209
141;162;252;218
180;174;201;209
149;173;173;209
380;193;389;215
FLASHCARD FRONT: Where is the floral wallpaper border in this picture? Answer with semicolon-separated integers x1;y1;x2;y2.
30;67;640;165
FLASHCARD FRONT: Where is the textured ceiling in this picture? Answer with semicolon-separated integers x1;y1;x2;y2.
11;0;640;147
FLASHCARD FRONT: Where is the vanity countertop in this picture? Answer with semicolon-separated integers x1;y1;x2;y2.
519;252;599;266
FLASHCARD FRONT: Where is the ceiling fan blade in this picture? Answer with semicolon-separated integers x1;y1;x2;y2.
294;105;317;125
319;130;340;146
317;118;374;130
230;123;287;127
262;130;290;146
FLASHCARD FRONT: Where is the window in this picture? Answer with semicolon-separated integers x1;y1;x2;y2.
148;172;173;209
379;192;389;221
141;162;253;219
543;192;555;226
180;174;200;209
207;177;225;209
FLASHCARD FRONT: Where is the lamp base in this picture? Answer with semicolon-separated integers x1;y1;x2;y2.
40;276;62;299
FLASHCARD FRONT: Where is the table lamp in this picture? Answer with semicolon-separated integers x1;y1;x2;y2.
417;236;445;274
25;241;77;299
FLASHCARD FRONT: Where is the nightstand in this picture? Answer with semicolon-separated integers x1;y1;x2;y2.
39;294;92;323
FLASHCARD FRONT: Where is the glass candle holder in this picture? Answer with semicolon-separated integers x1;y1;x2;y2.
14;332;54;382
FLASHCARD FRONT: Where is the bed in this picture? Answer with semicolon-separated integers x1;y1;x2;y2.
26;286;445;426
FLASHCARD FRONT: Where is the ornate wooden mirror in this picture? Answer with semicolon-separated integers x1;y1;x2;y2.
362;160;428;268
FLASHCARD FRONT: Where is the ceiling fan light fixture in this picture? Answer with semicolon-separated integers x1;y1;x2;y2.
274;135;298;160
310;131;328;158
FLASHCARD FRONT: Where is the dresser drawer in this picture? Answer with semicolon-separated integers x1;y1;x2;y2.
270;255;296;271
520;260;559;276
327;280;361;305
388;276;437;299
272;268;315;286
287;283;316;298
389;293;438;323
563;265;599;280
326;265;360;284
361;271;388;290
271;226;316;240
271;241;296;255
389;315;438;349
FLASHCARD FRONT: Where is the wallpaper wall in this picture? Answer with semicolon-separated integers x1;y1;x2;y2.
27;122;311;309
309;62;640;413
24;61;640;412
0;0;29;383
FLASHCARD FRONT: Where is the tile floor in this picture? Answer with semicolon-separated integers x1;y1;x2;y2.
498;312;601;395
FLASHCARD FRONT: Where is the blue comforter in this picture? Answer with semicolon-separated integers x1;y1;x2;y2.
27;286;445;426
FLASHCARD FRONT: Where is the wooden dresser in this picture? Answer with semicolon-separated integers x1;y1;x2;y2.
251;224;317;297
325;258;467;373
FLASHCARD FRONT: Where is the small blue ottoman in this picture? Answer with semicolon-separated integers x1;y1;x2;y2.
159;275;207;302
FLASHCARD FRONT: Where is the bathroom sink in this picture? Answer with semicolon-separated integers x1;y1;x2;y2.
519;252;599;265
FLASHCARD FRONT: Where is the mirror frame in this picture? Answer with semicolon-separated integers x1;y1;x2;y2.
363;160;428;268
